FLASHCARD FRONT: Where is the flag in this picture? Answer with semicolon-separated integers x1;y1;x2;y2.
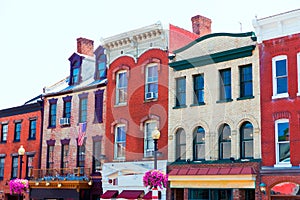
78;122;87;146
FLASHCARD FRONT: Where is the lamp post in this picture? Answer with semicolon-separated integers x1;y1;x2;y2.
152;127;160;170
18;145;25;200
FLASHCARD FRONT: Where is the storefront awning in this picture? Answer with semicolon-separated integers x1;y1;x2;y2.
117;190;144;199
169;166;256;189
143;191;161;199
101;190;119;199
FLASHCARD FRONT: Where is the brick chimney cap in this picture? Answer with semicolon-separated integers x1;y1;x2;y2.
191;15;212;22
77;37;94;44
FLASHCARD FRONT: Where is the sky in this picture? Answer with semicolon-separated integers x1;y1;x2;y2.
0;0;299;110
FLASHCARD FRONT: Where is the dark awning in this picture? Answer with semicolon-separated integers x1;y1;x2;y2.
101;190;119;199
143;191;161;199
117;190;144;199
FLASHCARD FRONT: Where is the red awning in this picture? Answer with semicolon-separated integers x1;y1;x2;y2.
101;190;119;199
117;190;144;199
143;191;161;199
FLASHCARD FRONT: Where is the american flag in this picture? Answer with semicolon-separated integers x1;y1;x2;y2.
78;122;87;146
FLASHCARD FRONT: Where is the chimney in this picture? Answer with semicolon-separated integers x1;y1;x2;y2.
77;37;94;57
191;15;212;37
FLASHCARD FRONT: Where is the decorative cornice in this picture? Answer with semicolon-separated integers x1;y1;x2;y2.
173;32;256;54
170;45;256;71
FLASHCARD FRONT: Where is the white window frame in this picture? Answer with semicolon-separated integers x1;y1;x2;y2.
114;124;126;160
144;120;157;157
297;53;300;95
274;119;291;167
145;64;158;100
272;55;289;99
116;70;127;105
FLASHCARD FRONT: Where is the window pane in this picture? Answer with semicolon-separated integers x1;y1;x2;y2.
221;143;231;159
279;143;290;162
277;77;288;93
176;78;186;106
243;141;254;158
176;129;186;160
220;69;231;100
276;59;287;76
277;122;289;141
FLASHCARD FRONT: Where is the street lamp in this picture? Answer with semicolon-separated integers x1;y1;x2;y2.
18;145;25;200
152;127;160;170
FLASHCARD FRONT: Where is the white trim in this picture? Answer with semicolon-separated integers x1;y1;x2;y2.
145;63;158;100
144;120;157;157
297;52;300;94
274;119;291;167
272;55;288;98
115;70;128;105
114;124;126;160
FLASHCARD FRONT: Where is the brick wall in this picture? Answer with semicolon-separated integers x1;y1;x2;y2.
260;33;300;166
105;48;169;162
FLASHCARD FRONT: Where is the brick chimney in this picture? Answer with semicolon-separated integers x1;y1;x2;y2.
77;37;94;57
191;15;212;37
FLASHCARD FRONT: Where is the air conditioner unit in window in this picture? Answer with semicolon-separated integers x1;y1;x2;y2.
145;92;155;100
59;117;70;125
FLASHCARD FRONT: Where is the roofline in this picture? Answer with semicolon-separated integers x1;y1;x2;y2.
173;32;256;54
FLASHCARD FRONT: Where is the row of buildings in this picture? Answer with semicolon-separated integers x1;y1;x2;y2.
0;8;300;200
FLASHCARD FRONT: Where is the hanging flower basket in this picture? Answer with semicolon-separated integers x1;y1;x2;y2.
143;170;168;189
9;178;29;195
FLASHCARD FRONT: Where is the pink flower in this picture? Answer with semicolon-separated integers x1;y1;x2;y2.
143;170;168;189
9;178;29;195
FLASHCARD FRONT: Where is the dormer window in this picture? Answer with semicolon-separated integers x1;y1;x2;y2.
68;53;82;86
96;54;106;80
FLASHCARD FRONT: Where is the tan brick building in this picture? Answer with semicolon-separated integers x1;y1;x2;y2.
168;15;261;200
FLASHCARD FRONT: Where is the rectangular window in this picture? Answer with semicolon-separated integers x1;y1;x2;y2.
145;64;158;100
26;155;34;178
71;67;80;85
93;140;102;173
275;119;290;167
0;157;4;179
1;124;8;142
220;69;231;101
79;97;88;123
46;145;54;169
272;55;288;98
240;65;253;98
97;58;106;80
63;101;71;119
144;121;157;157
175;77;186;107
29;119;36;139
11;156;18;179
193;74;204;105
115;125;126;159
94;90;104;123
14;122;21;141
61;144;69;169
49;103;57;127
116;71;128;105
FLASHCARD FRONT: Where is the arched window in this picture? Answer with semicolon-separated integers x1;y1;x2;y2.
219;124;231;159
240;122;254;159
193;126;205;160
176;128;186;161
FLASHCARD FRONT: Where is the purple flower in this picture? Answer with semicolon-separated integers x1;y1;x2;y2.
143;170;168;189
9;178;29;195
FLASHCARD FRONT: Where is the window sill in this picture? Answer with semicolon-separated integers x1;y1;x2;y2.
274;163;292;168
113;158;125;162
237;96;254;101
47;126;56;129
13;140;20;143
272;93;289;99
114;103;127;107
144;98;158;103
27;138;36;141
173;105;187;109
0;141;7;144
190;102;205;107
216;99;233;103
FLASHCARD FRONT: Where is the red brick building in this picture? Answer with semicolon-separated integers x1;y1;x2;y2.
100;23;169;199
29;38;107;200
253;9;300;199
0;98;43;200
